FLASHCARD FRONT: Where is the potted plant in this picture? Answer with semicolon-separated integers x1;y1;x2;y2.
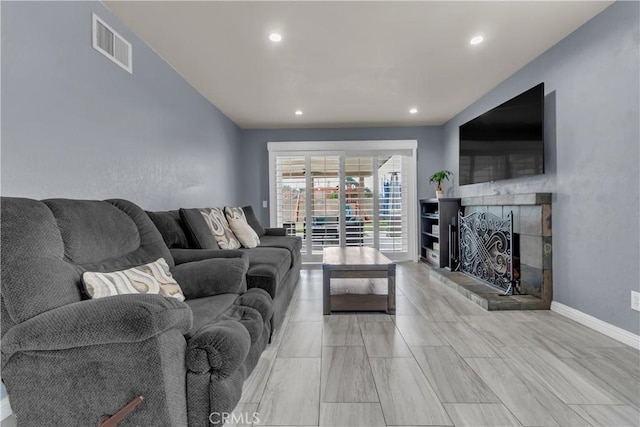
429;170;453;198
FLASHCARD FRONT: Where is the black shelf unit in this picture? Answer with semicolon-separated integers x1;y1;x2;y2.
419;198;461;268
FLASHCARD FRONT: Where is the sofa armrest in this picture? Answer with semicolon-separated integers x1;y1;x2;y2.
186;320;250;377
171;257;248;299
265;227;287;236
171;248;247;265
1;294;192;364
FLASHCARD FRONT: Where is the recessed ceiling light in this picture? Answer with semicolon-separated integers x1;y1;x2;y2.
470;35;484;45
295;110;303;116
409;108;418;114
269;33;282;42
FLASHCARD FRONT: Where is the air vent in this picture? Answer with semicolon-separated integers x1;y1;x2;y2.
92;13;132;74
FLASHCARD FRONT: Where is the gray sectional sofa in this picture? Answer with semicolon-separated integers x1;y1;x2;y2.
147;206;302;334
1;197;274;426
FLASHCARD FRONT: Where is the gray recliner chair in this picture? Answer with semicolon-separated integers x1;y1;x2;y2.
0;197;273;426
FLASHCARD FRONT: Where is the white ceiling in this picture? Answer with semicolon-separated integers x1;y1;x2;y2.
104;1;612;129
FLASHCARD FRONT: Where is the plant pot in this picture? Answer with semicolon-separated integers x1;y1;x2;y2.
436;190;444;198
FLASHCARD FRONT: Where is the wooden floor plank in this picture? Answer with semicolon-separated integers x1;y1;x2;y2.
394;316;449;346
569;405;640;427
239;354;276;403
319;403;386;427
434;321;499;358
321;346;378;403
257;358;321;426
462;316;541;348
322;315;363;346
392;295;422;315
588;346;640;378
443;403;522;427
412;347;500;404
499;346;621;405
369;357;452;426
357;313;392;322
570;357;640;408
360;321;412;357
466;357;564;426
289;299;324;323
278;322;323;358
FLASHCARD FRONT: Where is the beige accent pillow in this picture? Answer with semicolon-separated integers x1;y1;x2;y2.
82;258;185;301
228;218;260;248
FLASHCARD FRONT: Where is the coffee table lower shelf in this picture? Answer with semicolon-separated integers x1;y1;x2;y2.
323;269;396;315
329;294;390;312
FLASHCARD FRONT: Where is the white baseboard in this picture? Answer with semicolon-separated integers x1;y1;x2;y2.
550;301;640;350
0;397;12;421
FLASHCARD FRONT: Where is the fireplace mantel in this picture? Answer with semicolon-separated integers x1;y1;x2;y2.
462;192;551;207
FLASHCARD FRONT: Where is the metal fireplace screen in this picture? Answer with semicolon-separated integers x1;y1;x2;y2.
458;210;514;294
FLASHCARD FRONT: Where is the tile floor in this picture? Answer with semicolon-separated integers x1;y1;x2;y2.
234;263;639;427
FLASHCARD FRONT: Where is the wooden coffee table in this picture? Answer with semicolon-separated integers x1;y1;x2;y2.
322;247;396;315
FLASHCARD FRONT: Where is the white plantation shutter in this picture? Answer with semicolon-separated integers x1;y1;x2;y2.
310;156;341;254
344;157;375;247
275;156;307;254
378;155;408;253
269;141;417;262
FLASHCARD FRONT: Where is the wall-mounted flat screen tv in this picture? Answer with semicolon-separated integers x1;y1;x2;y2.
459;83;544;185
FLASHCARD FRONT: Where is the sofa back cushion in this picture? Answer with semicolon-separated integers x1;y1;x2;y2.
179;208;220;250
44;199;174;272
1;197;83;326
1;197;174;326
242;206;266;237
146;210;191;249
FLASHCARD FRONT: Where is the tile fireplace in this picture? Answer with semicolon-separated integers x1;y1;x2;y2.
431;193;552;310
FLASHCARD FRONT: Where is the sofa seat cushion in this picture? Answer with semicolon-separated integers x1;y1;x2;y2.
244;247;291;280
242;247;291;298
185;290;273;344
237;288;273;323
258;235;302;267
185;293;239;336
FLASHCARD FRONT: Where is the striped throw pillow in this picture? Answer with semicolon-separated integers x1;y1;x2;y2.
82;258;185;301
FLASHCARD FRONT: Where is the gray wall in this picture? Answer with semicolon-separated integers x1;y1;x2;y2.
1;1;242;210
443;2;640;334
239;126;444;225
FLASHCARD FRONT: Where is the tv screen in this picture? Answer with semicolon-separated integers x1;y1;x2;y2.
459;83;544;185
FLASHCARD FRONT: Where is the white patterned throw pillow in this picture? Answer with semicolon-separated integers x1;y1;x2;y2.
224;206;247;222
82;258;185;301
228;218;260;248
200;207;241;250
